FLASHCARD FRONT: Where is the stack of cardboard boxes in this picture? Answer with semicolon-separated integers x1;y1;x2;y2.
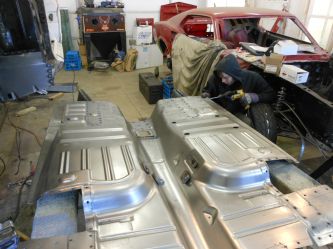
132;19;163;69
263;52;309;84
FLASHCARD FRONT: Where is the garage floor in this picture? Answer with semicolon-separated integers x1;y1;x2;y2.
0;65;331;235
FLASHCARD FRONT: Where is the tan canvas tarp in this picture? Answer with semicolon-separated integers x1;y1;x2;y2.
171;34;226;96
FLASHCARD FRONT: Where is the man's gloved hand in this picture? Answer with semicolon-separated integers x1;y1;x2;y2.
201;92;211;98
240;93;259;106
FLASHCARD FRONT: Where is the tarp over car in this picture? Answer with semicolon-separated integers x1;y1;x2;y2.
172;34;226;96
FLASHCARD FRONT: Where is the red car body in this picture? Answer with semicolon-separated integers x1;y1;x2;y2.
154;7;330;63
154;7;333;149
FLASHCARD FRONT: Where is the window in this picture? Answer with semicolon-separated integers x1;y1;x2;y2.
218;16;315;49
259;17;310;42
306;0;333;50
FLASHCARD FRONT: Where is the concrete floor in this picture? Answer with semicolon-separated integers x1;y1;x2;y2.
0;65;331;234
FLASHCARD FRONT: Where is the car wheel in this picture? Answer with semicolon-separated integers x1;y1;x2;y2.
249;103;277;142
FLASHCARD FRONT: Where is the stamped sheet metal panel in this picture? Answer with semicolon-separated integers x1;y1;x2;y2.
199;182;313;248
44;101;133;190
152;98;294;182
99;232;185;249
284;185;333;247
57;144;135;180
151;97;295;192
19;231;95;249
138;135;298;249
149;97;326;248
153;97;295;164
137;137;212;249
29;101;185;249
0;52;54;101
96;187;184;249
236;222;314;249
26;100;333;249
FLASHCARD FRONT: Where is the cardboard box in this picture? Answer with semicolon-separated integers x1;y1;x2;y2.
134;44;163;69
273;40;298;55
279;64;309;84
133;25;153;45
263;53;284;75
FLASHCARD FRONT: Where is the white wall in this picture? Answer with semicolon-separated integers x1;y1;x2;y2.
252;0;285;10
250;0;309;24
248;0;310;40
122;0;169;39
44;0;312;52
44;0;205;49
289;0;310;24
207;0;245;7
44;0;81;49
122;0;205;47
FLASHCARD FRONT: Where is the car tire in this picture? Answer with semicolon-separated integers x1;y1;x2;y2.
249;103;277;143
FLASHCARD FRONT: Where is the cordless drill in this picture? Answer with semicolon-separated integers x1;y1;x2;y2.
230;89;249;110
210;89;250;110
